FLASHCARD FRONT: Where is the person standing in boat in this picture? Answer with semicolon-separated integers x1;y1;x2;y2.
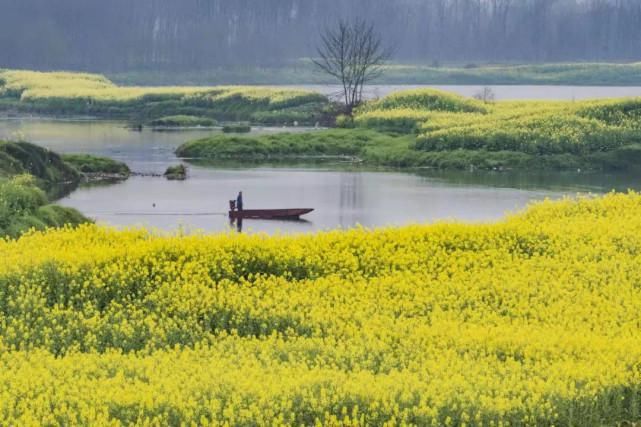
236;191;243;211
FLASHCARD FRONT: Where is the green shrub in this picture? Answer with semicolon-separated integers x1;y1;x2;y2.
164;164;187;180
0;175;89;238
0;175;47;227
335;114;355;128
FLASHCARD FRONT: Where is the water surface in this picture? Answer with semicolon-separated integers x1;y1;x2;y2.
293;84;641;101
1;117;638;234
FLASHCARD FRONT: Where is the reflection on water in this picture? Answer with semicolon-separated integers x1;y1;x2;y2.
339;172;363;228
230;217;243;233
2;118;641;234
414;169;641;193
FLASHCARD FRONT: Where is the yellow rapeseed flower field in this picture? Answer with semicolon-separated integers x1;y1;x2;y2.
353;89;641;156
0;69;322;106
1;193;641;425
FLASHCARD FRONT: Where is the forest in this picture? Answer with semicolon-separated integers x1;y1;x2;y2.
1;0;640;72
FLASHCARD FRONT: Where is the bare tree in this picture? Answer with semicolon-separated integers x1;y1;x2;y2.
473;86;496;104
313;19;390;115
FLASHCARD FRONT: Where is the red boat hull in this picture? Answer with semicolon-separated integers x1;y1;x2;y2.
229;208;314;220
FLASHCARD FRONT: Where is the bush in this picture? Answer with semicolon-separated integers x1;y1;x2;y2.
335;114;355;128
0;174;89;238
164;164;187;180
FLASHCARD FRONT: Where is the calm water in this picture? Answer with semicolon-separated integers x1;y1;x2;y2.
293;84;641;101
1;115;640;234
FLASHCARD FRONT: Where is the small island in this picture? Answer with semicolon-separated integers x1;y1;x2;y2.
148;115;217;129
164;164;187;180
62;154;131;182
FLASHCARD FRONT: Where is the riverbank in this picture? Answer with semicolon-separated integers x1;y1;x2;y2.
0;140;133;237
109;61;641;86
0;69;331;126
177;89;641;172
62;154;130;182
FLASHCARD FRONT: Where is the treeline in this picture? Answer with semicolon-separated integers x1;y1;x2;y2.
0;0;640;72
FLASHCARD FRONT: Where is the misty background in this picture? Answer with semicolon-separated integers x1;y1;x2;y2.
0;0;640;73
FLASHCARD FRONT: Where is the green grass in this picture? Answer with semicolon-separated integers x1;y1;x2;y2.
148;115;216;128
0;140;79;184
62;154;130;179
108;61;641;86
176;129;408;160
0;142;126;238
0;175;89;238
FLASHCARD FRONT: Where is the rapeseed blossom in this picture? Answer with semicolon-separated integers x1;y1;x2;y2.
0;193;640;424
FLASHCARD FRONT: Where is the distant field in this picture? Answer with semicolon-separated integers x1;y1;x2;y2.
0;69;329;125
109;61;641;86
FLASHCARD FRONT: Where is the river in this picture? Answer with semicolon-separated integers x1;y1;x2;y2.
2;84;640;234
291;84;641;101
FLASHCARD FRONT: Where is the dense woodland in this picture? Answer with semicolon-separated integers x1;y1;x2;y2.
0;0;640;71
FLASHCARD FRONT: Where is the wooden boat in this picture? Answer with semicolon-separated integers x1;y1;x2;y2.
229;208;314;220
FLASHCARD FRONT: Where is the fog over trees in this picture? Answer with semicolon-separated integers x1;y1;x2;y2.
1;0;640;72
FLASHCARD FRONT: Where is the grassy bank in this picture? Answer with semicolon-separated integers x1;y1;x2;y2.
179;89;641;171
109;61;641;86
148;115;216;128
0;140;79;184
0;174;88;238
177;129;411;161
0;140;130;184
1;193;641;423
0;140;134;237
62;154;130;181
0;69;330;125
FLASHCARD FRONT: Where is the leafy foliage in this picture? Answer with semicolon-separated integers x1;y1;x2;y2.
0;175;88;238
163;164;187;180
